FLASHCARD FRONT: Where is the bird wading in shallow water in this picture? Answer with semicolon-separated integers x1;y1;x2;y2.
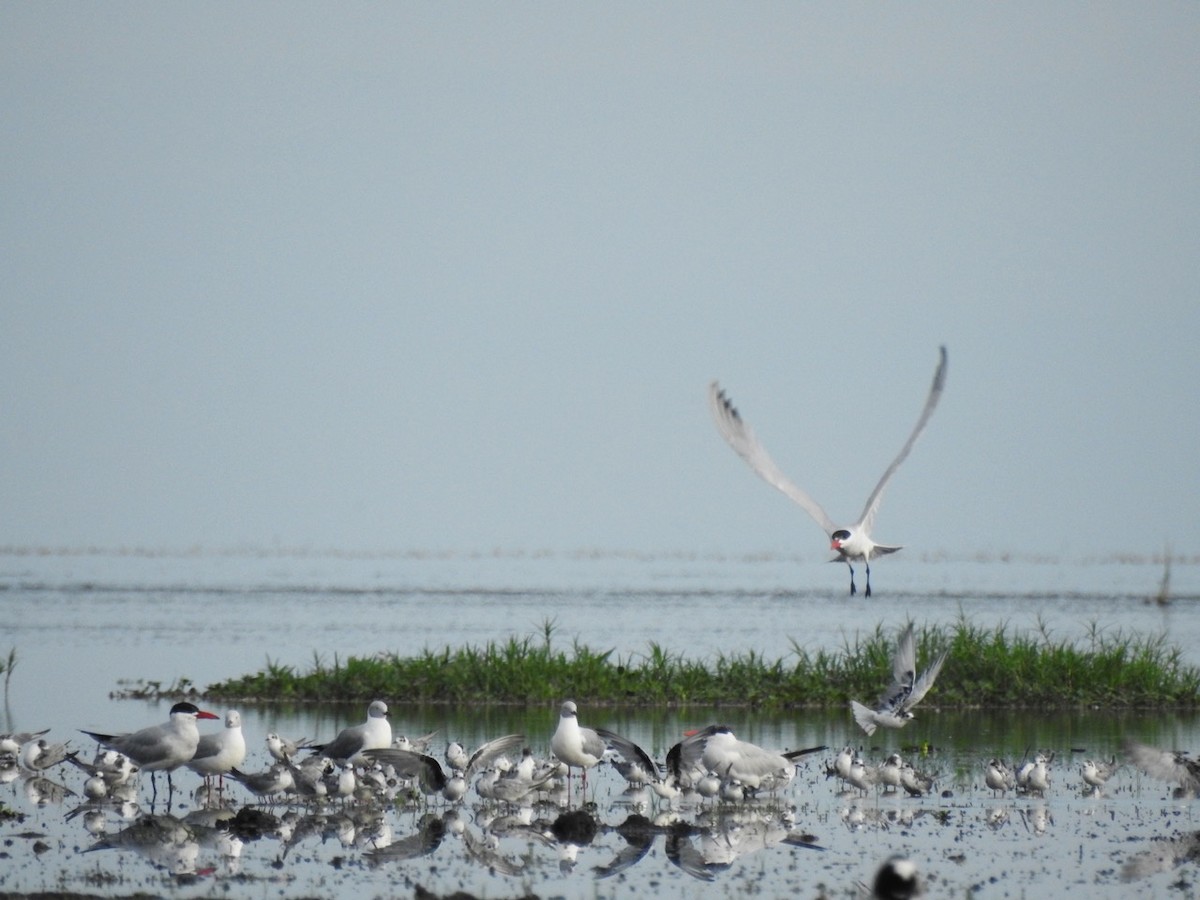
709;346;947;596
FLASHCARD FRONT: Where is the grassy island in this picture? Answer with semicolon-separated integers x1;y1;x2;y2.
197;620;1200;709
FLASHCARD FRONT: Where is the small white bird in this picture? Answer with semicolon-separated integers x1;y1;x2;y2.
266;732;312;763
550;700;656;795
899;761;935;797
81;701;220;802
1016;753;1051;796
311;699;391;763
186;710;247;788
875;753;904;792
985;758;1015;796
851;623;948;736
709;346;947;597
19;738;72;772
1081;756;1119;792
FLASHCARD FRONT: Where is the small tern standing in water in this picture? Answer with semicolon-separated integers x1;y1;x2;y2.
850;622;948;736
80;701;220;803
709;346;947;596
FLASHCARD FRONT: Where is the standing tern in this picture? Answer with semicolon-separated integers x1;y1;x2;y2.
550;700;656;796
850;622;948;736
80;701;219;803
709;346;947;596
310;699;391;764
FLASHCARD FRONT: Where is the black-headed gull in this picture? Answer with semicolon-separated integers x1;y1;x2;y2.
670;725;824;794
850;622;948;736
80;701;219;802
709;346;947;596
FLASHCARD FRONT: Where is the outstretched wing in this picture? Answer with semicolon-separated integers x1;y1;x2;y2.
708;382;836;535
465;733;525;777
595;727;660;777
856;346;948;534
902;649;948;712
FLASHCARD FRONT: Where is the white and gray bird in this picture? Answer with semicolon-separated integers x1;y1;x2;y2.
310;699;391;764
266;732;312;763
1124;739;1200;795
81;701;220;802
851;623;948;736
709;346;947;596
1081;756;1119;792
186;709;246;787
985;758;1015;796
670;725;824;795
19;737;72;772
550;700;656;794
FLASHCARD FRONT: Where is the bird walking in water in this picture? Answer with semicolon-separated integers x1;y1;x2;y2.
550;700;655;800
81;701;219;804
709;346;947;596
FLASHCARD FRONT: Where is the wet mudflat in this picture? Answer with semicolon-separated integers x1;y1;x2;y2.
2;705;1200;899
2;549;1199;897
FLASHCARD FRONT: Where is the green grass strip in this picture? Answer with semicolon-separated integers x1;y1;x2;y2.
200;617;1200;709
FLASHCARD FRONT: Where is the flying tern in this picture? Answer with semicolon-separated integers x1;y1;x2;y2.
709;345;947;596
850;622;948;736
80;701;220;803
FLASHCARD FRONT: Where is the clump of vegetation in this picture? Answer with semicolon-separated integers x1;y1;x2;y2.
198;617;1200;710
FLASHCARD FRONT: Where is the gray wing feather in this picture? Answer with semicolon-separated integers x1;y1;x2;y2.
594;727;659;776
856;346;947;533
708;382;836;535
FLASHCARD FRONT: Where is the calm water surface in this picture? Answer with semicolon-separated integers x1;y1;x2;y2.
1;549;1198;897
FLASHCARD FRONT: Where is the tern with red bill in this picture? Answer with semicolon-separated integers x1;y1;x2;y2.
709;346;947;596
81;701;219;803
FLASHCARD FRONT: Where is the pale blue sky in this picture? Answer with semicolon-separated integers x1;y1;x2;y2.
2;4;1196;560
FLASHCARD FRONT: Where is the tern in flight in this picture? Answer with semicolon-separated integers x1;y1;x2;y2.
709;346;947;596
850;622;948;736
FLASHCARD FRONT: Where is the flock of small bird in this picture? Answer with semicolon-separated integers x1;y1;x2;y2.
3;682;1200;897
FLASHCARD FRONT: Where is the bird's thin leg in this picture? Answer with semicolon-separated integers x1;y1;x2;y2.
864;561;872;598
847;562;857;596
150;772;159;807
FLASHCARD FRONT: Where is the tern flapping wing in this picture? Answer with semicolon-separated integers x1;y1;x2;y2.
709;346;947;596
365;732;525;795
851;623;948;736
1123;739;1200;792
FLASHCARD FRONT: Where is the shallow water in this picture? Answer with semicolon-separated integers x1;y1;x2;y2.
1;549;1199;897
